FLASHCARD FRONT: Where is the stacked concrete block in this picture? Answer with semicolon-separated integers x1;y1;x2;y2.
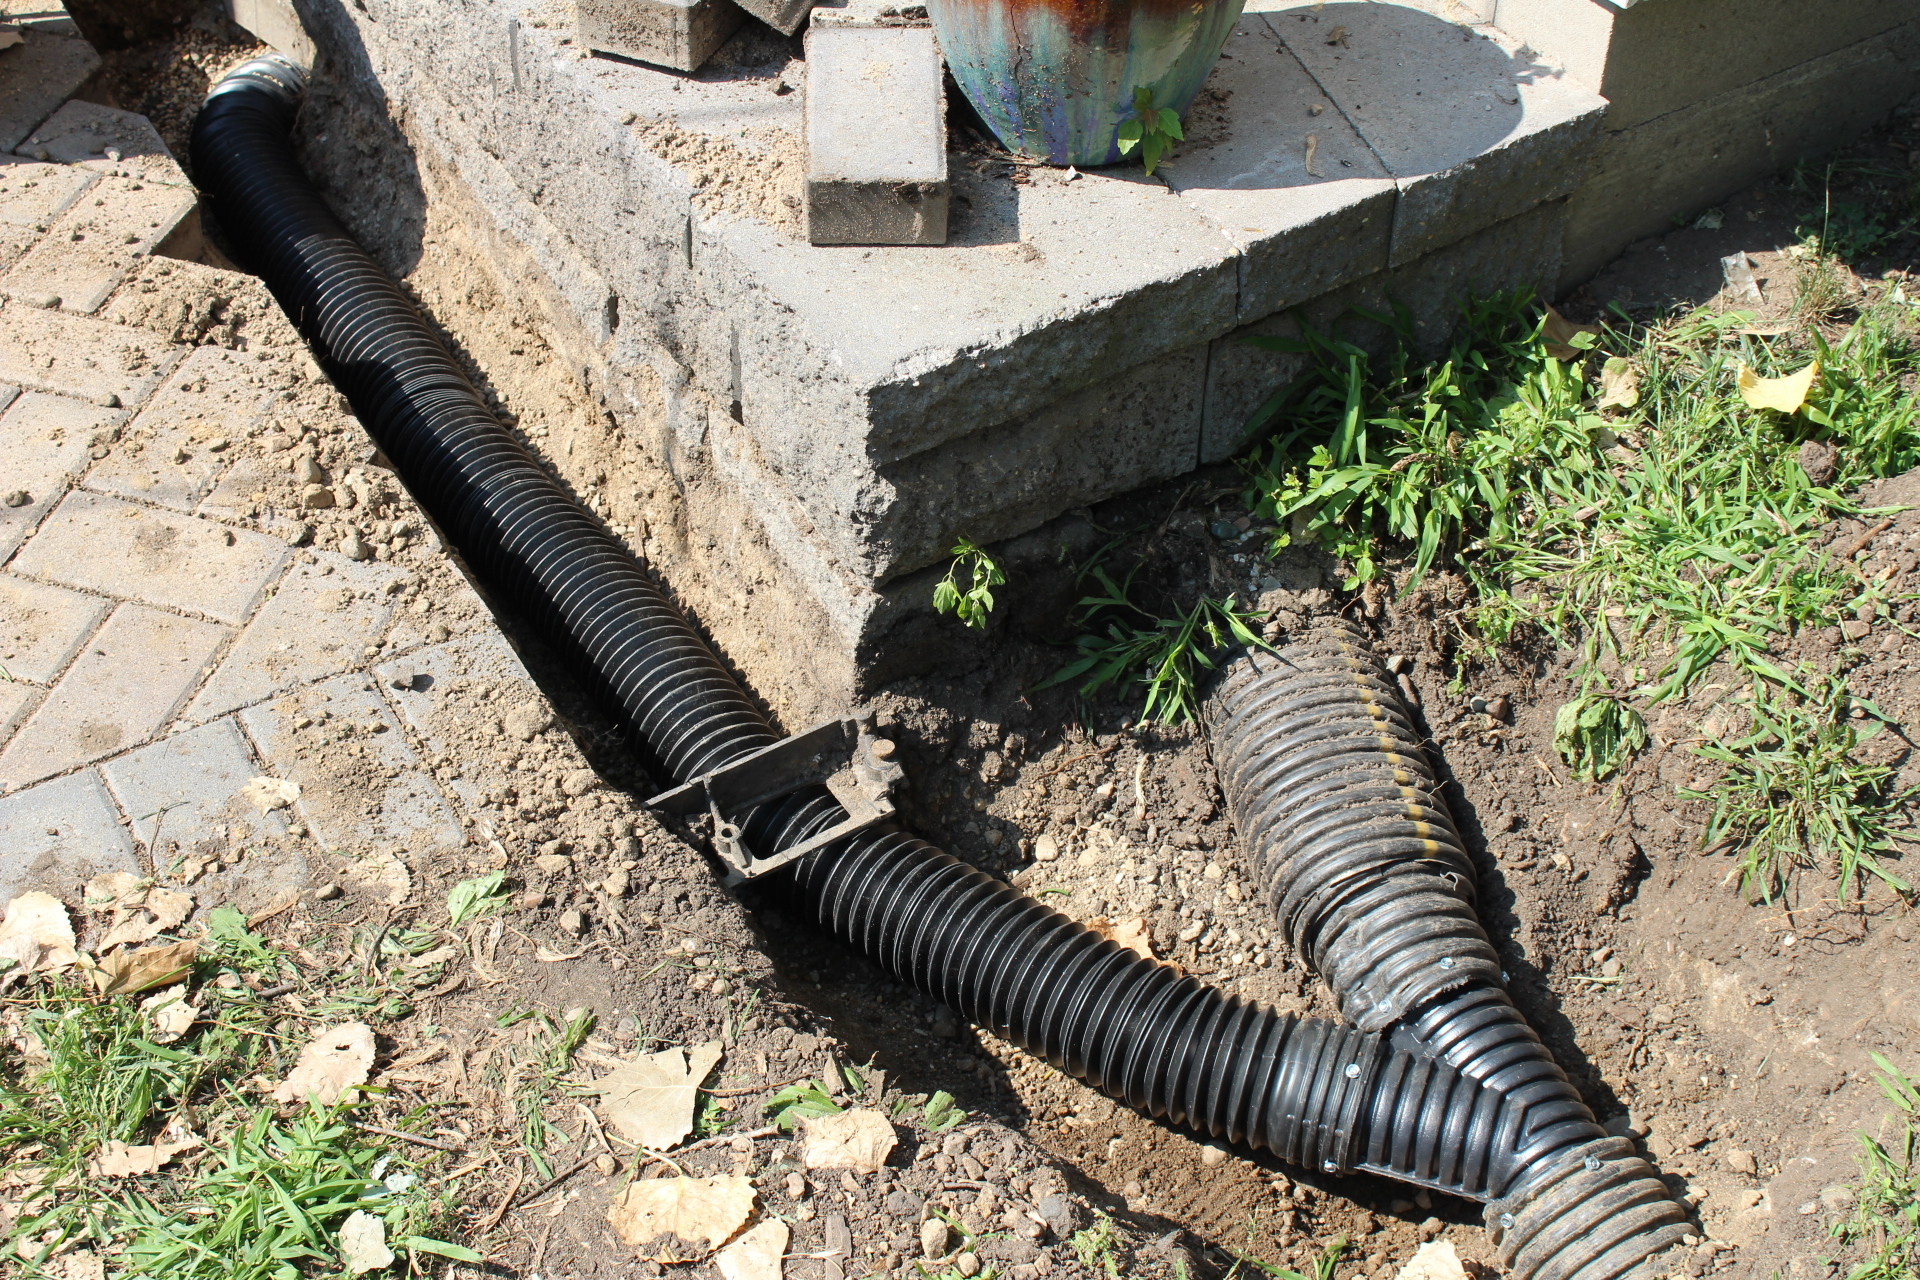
227;0;316;66
1489;0;1920;286
575;0;746;74
804;7;948;245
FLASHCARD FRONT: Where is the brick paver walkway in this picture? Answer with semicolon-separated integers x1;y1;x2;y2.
0;38;631;922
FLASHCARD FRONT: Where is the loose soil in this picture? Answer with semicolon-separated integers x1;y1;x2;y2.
99;10;1920;1279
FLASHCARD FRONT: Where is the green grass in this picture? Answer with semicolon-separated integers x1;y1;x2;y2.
1831;1055;1919;1280
1070;1209;1124;1278
1235;282;1920;901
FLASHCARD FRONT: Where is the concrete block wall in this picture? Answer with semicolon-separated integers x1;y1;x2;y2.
1492;0;1920;286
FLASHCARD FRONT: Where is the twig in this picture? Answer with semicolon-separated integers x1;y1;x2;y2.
357;1123;465;1152
1837;518;1895;562
514;1155;595;1209
708;1074;806;1098
477;1159;525;1234
249;894;301;927
251;981;299;999
1038;740;1124;779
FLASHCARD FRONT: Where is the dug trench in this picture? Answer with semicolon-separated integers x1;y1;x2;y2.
135;20;1919;1280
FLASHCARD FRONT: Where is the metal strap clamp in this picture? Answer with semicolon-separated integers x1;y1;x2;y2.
646;707;905;886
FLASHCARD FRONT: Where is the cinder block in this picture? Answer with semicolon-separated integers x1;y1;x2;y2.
0;603;226;789
0;177;200;314
0;31;100;155
0;305;183;407
1560;19;1920;287
0;391;117;561
13;102;190;189
804;24;947;246
228;0;316;67
91;345;280;509
0;771;140;900
186;552;407;722
576;0;745;74
0;574;109;685
12;490;289;626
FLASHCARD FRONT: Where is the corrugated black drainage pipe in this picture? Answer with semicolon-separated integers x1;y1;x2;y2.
188;55;1567;1203
1206;618;1693;1280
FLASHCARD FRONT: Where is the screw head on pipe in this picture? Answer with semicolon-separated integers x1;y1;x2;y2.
870;738;897;760
1498;1213;1515;1230
1321;1160;1337;1173
1439;956;1456;970
1584;1154;1603;1172
1344;1062;1361;1079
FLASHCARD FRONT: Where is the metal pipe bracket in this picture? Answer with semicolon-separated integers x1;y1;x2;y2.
647;707;905;885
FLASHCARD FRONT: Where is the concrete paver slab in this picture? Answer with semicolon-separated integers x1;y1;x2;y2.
1170;20;1396;322
0;680;35;744
187;551;405;721
99;716;305;908
0;602;226;788
0;176;199;314
12;101;189;187
12;489;288;624
0;161;94;227
0;769;141;902
91;345;279;510
0;30;100;154
375;629;543;813
803;23;947;246
0;572;106;684
576;0;745;73
0;303;181;407
0;389;120;560
240;675;465;880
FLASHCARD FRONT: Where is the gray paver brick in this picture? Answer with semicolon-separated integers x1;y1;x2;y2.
0;603;227;789
576;0;745;73
803;24;948;246
0;680;35;743
375;630;543;813
12;489;289;624
0;31;101;154
187;551;406;721
91;345;279;510
0;161;95;226
0;769;141;902
13;102;189;187
0;572;107;684
239;674;465;867
0;176;199;314
0;389;121;560
0;303;182;407
99;716;306;908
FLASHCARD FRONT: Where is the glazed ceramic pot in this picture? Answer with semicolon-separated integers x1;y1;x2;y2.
929;0;1245;167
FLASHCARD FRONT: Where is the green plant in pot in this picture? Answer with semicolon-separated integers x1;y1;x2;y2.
927;0;1244;168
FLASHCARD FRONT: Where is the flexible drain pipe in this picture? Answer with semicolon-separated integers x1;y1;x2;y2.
1206;620;1693;1280
193;57;1680;1280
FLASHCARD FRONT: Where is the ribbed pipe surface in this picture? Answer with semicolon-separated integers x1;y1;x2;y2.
1207;620;1692;1277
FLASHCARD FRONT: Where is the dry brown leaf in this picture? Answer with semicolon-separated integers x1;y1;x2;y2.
535;945;584;962
1395;1239;1468;1280
241;776;300;813
607;1175;755;1255
272;1022;375;1105
146;889;194;931
87;877;195;951
1596;357;1639;410
83;873;144;908
798;1108;897;1174
93;940;196;996
1542;305;1601;361
339;1209;394;1274
1086;916;1156;961
54;1252;103;1280
1737;361;1818;414
90;1129;201;1178
715;1219;788;1280
1304;133;1322;178
0;892;78;986
140;985;199;1044
595;1042;723;1149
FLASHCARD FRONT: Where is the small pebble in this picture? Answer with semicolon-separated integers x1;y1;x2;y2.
342;533;373;560
558;908;586;935
955;1253;980;1277
387;664;418;691
595;1154;619;1175
2;490;30;508
517;890;548;910
1199;1144;1228;1168
1032;833;1059;862
920;1217;950;1259
29;293;60;309
311;883;344;901
786;1172;807;1200
301;483;336;509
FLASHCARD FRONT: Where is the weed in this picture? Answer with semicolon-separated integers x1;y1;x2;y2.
923;1089;966;1133
1553;685;1649;781
766;1080;844;1131
1071;1210;1124;1278
445;869;510;926
933;536;1006;631
1683;671;1915;902
513;1008;594;1177
1039;562;1267;724
1230;1234;1349;1280
1830;1054;1919;1280
1117;86;1184;177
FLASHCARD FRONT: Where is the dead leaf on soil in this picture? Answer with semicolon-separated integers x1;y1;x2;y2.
272;1022;376;1105
89;875;195;951
1325;23;1349;45
535;945;584;962
715;1219;788;1280
90;1129;202;1178
140;984;199;1043
1542;305;1601;360
241;776;300;814
798;1108;897;1174
339;1209;395;1275
52;1251;103;1280
594;1041;723;1149
1737;361;1818;414
92;939;196;997
1086;916;1156;962
1596;356;1639;410
607;1175;755;1256
1304;133;1323;178
342;852;410;907
0;892;79;986
1395;1239;1468;1280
